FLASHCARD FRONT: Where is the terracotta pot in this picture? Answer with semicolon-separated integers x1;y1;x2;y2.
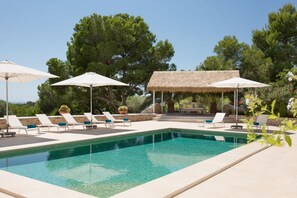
59;110;69;115
119;110;127;114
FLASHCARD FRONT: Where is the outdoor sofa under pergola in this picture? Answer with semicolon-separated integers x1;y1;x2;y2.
147;70;240;113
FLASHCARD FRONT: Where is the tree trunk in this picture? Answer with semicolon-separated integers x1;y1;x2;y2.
192;94;197;102
121;67;127;105
210;102;217;113
97;87;118;113
122;91;127;106
167;100;175;113
107;87;118;112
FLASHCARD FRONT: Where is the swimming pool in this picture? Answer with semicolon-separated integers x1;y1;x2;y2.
0;129;247;197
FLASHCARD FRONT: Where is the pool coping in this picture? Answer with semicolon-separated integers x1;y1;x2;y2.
0;170;96;198
0;122;269;198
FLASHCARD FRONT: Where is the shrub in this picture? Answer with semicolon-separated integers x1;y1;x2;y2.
126;95;146;113
243;94;294;147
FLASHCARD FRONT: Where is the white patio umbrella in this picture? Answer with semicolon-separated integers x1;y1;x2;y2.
209;77;270;129
0;60;58;134
51;72;128;115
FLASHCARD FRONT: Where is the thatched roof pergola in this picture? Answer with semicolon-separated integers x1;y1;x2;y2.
147;70;240;93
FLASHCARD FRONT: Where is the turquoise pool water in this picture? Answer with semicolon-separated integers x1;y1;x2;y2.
0;129;246;197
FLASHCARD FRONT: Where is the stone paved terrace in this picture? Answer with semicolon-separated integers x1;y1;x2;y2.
0;118;297;198
0;113;292;129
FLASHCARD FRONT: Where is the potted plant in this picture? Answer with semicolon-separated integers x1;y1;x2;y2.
59;105;70;114
118;105;128;114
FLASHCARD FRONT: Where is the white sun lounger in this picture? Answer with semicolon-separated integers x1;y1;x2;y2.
36;114;67;132
0;130;6;138
4;115;39;134
253;114;269;130
84;113;105;125
102;111;131;126
204;113;225;127
62;113;86;129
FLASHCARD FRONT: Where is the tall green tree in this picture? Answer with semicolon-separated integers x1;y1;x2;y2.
252;4;297;81
38;13;174;114
213;36;248;68
66;13;175;110
195;4;297;115
249;3;297;116
240;46;272;83
196;36;248;71
37;82;58;114
37;58;73;114
196;55;235;71
47;58;71;84
197;35;273;84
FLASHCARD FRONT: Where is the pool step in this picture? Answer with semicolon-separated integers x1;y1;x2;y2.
155;114;212;123
154;114;237;123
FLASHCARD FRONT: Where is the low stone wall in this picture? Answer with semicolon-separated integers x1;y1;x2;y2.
0;113;156;129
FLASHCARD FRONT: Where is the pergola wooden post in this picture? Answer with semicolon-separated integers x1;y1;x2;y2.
222;92;224;113
153;90;155;114
234;90;236;114
161;91;164;113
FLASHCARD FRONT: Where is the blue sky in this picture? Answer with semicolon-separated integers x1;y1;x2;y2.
0;0;296;102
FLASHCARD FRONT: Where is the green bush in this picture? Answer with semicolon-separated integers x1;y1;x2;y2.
126;95;146;113
243;94;294;147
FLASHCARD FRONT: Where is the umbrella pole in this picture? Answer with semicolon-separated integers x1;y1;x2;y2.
3;77;17;137
5;77;9;133
90;85;93;115
236;88;238;126
231;88;243;129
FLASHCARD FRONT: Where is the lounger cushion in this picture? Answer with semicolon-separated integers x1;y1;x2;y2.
123;118;129;121
27;124;37;128
205;120;213;123
58;122;67;126
105;119;112;123
84;121;91;124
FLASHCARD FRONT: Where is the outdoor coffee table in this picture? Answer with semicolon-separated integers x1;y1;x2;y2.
230;124;243;129
85;124;97;129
